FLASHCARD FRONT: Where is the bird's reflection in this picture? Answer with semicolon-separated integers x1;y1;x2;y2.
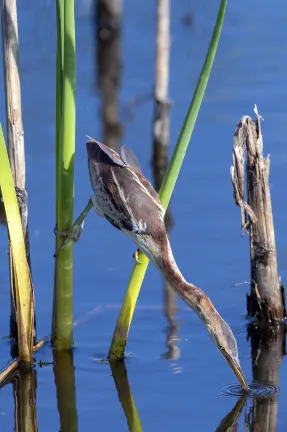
53;350;78;432
110;360;143;432
216;397;246;432
13;367;38;432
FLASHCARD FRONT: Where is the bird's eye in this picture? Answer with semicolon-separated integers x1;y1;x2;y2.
219;346;225;352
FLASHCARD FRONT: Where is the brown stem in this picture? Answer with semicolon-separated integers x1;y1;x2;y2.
231;107;285;323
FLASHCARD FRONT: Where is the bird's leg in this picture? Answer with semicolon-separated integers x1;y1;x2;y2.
132;249;142;264
54;198;93;257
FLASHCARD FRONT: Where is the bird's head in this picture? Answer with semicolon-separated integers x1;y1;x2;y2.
206;312;249;390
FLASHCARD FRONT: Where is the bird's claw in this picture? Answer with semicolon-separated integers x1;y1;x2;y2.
53;221;85;257
133;249;142;264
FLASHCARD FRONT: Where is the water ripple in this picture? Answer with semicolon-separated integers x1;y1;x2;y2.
219;382;279;398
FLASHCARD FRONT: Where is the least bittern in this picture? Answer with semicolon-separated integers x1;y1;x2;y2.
55;138;249;390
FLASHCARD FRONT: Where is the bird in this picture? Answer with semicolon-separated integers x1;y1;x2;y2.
58;137;249;390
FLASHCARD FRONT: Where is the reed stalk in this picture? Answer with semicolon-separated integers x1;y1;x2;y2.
0;126;34;365
109;0;228;359
52;0;76;349
1;0;34;340
0;336;47;387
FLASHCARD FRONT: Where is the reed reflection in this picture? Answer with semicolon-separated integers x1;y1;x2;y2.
151;0;179;359
153;139;179;359
110;360;143;432
13;367;38;432
245;325;286;431
93;0;122;151
53;350;78;432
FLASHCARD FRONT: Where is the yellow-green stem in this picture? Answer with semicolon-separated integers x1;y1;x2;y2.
52;0;76;349
109;0;228;359
0;126;33;364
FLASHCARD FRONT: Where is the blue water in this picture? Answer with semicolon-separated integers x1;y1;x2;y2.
1;0;287;430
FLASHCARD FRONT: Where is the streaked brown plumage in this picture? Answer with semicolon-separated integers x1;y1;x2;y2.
86;138;248;390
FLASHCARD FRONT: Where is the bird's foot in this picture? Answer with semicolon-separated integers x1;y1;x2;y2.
54;221;84;257
133;249;142;264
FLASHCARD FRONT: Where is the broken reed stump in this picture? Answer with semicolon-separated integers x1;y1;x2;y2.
1;0;34;341
153;0;171;184
231;106;286;325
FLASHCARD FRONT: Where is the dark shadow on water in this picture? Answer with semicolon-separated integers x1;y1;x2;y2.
53;350;78;432
12;367;38;432
245;324;286;431
110;360;143;432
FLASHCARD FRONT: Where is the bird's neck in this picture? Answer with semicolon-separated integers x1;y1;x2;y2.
152;238;217;324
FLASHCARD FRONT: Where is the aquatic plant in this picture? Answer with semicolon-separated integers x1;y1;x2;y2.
0;126;34;365
52;0;76;348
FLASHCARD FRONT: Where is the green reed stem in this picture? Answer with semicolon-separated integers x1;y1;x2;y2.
109;0;228;359
52;0;76;348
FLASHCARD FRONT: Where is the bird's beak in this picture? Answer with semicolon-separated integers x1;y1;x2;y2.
224;353;249;391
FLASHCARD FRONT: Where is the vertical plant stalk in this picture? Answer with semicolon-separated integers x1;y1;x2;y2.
52;0;76;349
231;108;285;322
0;336;47;387
152;0;177;349
1;0;34;340
0;126;34;365
109;0;228;359
1;0;25;186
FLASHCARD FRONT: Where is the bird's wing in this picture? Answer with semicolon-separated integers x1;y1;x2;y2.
87;138;165;233
134;170;164;214
120;145;142;172
103;165;165;233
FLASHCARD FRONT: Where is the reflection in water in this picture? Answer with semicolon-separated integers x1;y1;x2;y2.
161;320;180;360
153;133;179;359
110;360;143;432
245;325;286;431
216;397;246;432
53;350;78;432
93;0;122;150
13;367;38;432
152;0;178;359
216;326;286;430
0;196;6;226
